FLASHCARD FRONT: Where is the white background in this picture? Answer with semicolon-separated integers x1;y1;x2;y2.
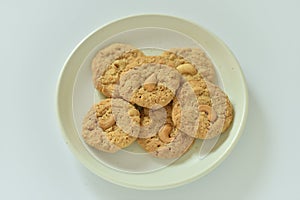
1;0;300;199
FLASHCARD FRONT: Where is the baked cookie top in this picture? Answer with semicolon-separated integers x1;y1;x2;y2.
138;104;194;159
126;52;191;69
172;79;233;139
82;98;140;152
163;48;217;83
92;43;144;97
116;63;181;109
139;103;173;138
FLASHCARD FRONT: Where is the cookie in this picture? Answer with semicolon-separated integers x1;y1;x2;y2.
137;104;195;158
139;103;173;138
163;48;217;83
126;53;191;69
92;43;144;97
116;63;181;109
172;79;233;139
82;98;140;152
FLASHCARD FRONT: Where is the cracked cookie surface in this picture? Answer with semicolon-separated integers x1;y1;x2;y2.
172;79;233;139
82;98;140;152
116;63;181;109
138;104;194;158
92;43;144;97
163;48;217;83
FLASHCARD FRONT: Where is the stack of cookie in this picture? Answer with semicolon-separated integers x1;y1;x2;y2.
82;43;234;159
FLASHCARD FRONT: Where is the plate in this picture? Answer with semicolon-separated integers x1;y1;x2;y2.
56;14;248;190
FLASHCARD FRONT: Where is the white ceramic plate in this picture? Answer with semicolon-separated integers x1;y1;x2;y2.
56;14;248;190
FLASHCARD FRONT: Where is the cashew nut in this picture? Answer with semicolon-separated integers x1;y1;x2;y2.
199;105;217;122
98;115;115;130
112;59;125;68
158;124;173;143
169;53;176;60
144;74;157;92
128;108;139;116
176;63;197;75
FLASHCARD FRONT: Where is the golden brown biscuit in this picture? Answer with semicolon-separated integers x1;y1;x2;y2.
138;104;195;158
125;53;190;69
82;98;140;152
116;63;181;109
163;48;217;83
92;43;144;97
172;79;233;139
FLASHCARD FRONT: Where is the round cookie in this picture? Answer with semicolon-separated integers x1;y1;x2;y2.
137;104;195;159
82;98;140;153
163;48;217;83
172;79;234;139
116;63;181;109
92;43;144;97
